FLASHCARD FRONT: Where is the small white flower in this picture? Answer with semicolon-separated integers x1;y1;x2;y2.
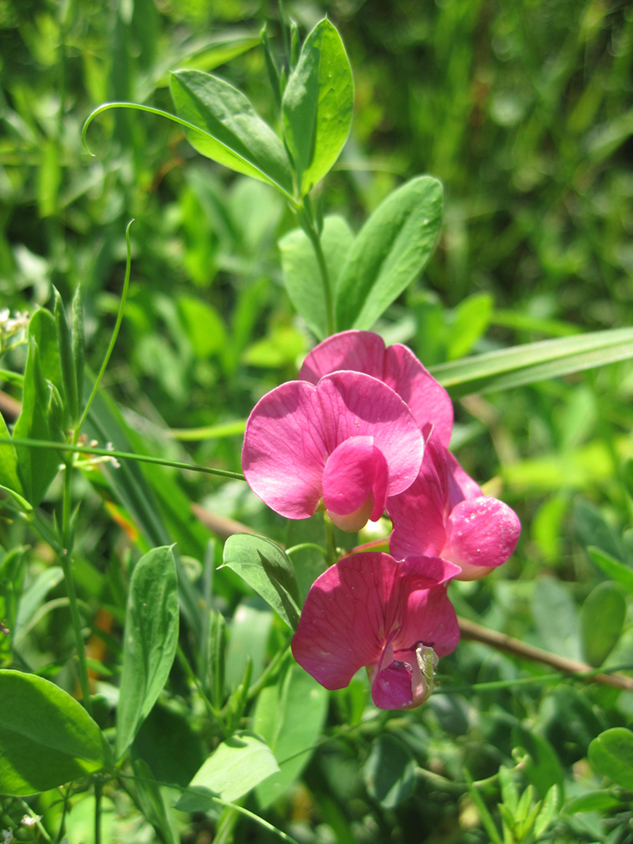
2;829;14;844
21;814;41;828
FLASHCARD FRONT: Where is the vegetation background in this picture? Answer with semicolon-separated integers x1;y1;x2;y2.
1;0;633;842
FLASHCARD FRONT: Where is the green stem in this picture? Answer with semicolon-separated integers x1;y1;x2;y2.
304;219;336;337
60;457;92;716
177;644;226;732
286;542;328;559
94;780;102;844
74;220;134;445
0;438;245;481
324;514;337;566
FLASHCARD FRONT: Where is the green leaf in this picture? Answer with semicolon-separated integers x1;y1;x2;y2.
13;333;61;506
84;387;203;638
575;498;623;561
282;19;353;195
430;326;633;397
464;768;503;844
222;534;301;630
511;727;564;800
200;608;226;710
588;728;633;790
28;308;63;396
363;734;416;809
0;669;106;795
498;766;519;815
72;285;85;412
15;565;63;632
0;410;23;497
564;790;621;814
446;293;493;360
178;296;226;358
132;757;176;844
254;663;329;809
580;582;626;667
335;176;443;331
54;288;78;423
116;546;179;759
133;702;205;789
588;547;633;594
279;215;354;339
170;69;293;197
532;577;580;660
623;457;633;501
224;597;272;691
176;732;280;810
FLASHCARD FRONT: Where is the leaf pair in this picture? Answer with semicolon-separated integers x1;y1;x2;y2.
279;177;444;338
0;545;179;796
170;19;353;200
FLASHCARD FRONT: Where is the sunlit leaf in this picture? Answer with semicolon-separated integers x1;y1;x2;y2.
336;176;443;331
282;19;353;195
176;732;279;810
589;728;633;790
170;70;293;196
116;546;179;759
0;669;106;795
222;534;301;630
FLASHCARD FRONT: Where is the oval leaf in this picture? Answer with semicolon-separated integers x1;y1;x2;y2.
580;582;626;667
588;547;633;594
176;732;279;810
116;545;179;759
589;728;633;791
170;69;293;197
335;176;443;331
222;534;301;630
0;669;105;795
279;215;354;339
282;18;353;195
363;734;416;808
254;663;329;808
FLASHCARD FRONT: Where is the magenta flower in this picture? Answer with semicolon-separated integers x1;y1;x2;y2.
292;552;460;709
242;371;424;531
299;329;453;446
388;431;521;581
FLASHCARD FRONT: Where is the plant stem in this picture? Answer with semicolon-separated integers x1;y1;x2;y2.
305;222;336;336
324;514;337;566
0;438;245;481
94;780;102;844
458;616;633;691
60;456;92;715
177;644;226;731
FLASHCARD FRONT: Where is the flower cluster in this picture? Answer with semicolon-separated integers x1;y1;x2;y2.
242;330;520;709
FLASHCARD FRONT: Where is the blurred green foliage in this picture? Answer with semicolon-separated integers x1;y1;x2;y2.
1;0;633;842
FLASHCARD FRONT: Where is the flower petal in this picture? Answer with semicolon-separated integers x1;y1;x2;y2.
316;372;424;497
242;379;326;519
383;343;453;446
291;552;398;689
322;437;388;531
388;449;448;561
444;496;521;580
300;330;453;445
370;661;416;709
299;330;386;384
390;557;461;658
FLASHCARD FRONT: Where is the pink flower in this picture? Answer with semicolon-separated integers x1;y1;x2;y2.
388;431;521;581
292;552;460;709
242;371;424;531
299;329;453;447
